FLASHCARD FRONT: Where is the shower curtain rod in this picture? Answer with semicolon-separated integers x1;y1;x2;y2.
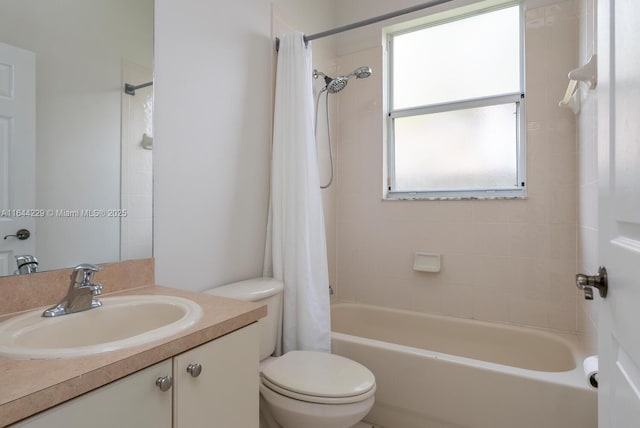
124;81;153;96
275;0;455;51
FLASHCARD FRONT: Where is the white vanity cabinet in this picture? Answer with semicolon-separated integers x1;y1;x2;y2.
173;322;259;427
13;324;259;428
12;359;173;428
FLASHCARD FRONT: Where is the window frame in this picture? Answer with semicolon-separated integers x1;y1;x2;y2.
385;2;526;200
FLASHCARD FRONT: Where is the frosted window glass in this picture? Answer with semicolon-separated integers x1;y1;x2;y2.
392;6;520;109
394;103;518;192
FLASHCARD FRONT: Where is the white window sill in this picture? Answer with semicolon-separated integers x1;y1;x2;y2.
384;189;527;201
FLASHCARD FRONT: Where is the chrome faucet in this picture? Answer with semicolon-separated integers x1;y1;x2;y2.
14;255;39;275
42;264;103;317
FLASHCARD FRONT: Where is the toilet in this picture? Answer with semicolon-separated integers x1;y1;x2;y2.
205;277;375;428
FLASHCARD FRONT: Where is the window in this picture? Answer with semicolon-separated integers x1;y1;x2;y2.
386;4;525;199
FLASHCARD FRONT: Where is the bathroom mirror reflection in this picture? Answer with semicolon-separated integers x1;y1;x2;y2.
0;0;154;276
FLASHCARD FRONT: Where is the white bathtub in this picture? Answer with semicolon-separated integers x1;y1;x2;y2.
331;303;596;428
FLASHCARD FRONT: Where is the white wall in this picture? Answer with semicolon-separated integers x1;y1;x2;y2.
0;0;153;271
333;0;581;332
154;0;335;290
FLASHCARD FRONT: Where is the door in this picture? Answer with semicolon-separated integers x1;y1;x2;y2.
597;1;640;427
0;42;36;276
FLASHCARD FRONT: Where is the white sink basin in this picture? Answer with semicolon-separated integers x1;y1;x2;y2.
0;295;202;359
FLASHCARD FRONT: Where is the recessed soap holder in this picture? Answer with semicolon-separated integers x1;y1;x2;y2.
413;252;441;273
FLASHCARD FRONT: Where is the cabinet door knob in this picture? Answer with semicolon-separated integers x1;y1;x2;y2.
186;363;202;378
155;375;173;392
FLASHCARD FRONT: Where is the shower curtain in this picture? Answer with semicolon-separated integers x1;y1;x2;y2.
263;32;331;354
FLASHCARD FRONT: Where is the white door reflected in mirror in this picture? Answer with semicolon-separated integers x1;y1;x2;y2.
0;42;36;276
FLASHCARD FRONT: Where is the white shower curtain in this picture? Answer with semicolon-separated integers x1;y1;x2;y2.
263;32;331;354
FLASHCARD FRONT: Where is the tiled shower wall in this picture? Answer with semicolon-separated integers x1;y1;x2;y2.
334;0;581;332
121;63;153;262
576;0;598;353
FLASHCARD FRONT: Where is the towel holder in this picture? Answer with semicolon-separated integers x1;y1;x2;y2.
568;54;597;89
559;79;580;113
559;54;597;113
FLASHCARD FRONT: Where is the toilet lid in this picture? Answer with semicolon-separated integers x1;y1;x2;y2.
260;351;375;399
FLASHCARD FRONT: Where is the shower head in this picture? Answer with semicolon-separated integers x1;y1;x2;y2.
313;65;372;94
326;76;348;93
313;69;344;93
348;66;372;79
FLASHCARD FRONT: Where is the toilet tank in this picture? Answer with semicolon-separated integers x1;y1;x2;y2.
205;277;283;360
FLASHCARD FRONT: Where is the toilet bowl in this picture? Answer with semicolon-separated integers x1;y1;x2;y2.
260;350;375;428
205;278;375;428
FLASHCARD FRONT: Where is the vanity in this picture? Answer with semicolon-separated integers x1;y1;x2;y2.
0;259;266;427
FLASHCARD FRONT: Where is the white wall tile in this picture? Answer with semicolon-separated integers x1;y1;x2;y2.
441;284;474;319
578;297;598;355
550;184;578;224
469;256;512;290
473;286;510;323
575;0;598;352
508;223;551;258
549;256;578;298
508;257;551;301
472;200;513;224
548;294;578;331
509;296;550;328
334;0;580;333
409;278;443;313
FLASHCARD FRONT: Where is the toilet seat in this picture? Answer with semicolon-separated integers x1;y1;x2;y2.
260;351;376;405
261;377;376;404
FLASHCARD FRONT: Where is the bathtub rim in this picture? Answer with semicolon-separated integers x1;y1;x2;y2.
330;302;593;391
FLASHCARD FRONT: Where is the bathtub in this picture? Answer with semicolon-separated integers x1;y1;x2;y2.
331;303;596;428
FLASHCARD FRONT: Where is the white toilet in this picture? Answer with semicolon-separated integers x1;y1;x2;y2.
205;277;375;428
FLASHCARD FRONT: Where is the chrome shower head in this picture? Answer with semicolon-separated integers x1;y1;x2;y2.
313;65;372;94
350;66;372;79
326;76;348;93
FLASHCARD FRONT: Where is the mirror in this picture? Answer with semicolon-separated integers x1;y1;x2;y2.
0;0;154;275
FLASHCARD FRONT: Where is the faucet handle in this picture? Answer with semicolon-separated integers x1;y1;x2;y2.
14;255;39;275
70;263;101;287
72;263;100;273
90;283;103;296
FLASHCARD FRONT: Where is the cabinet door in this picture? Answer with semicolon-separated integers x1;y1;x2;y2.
173;323;259;428
12;359;172;428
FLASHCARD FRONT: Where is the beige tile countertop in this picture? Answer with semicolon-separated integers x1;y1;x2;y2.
0;285;266;427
